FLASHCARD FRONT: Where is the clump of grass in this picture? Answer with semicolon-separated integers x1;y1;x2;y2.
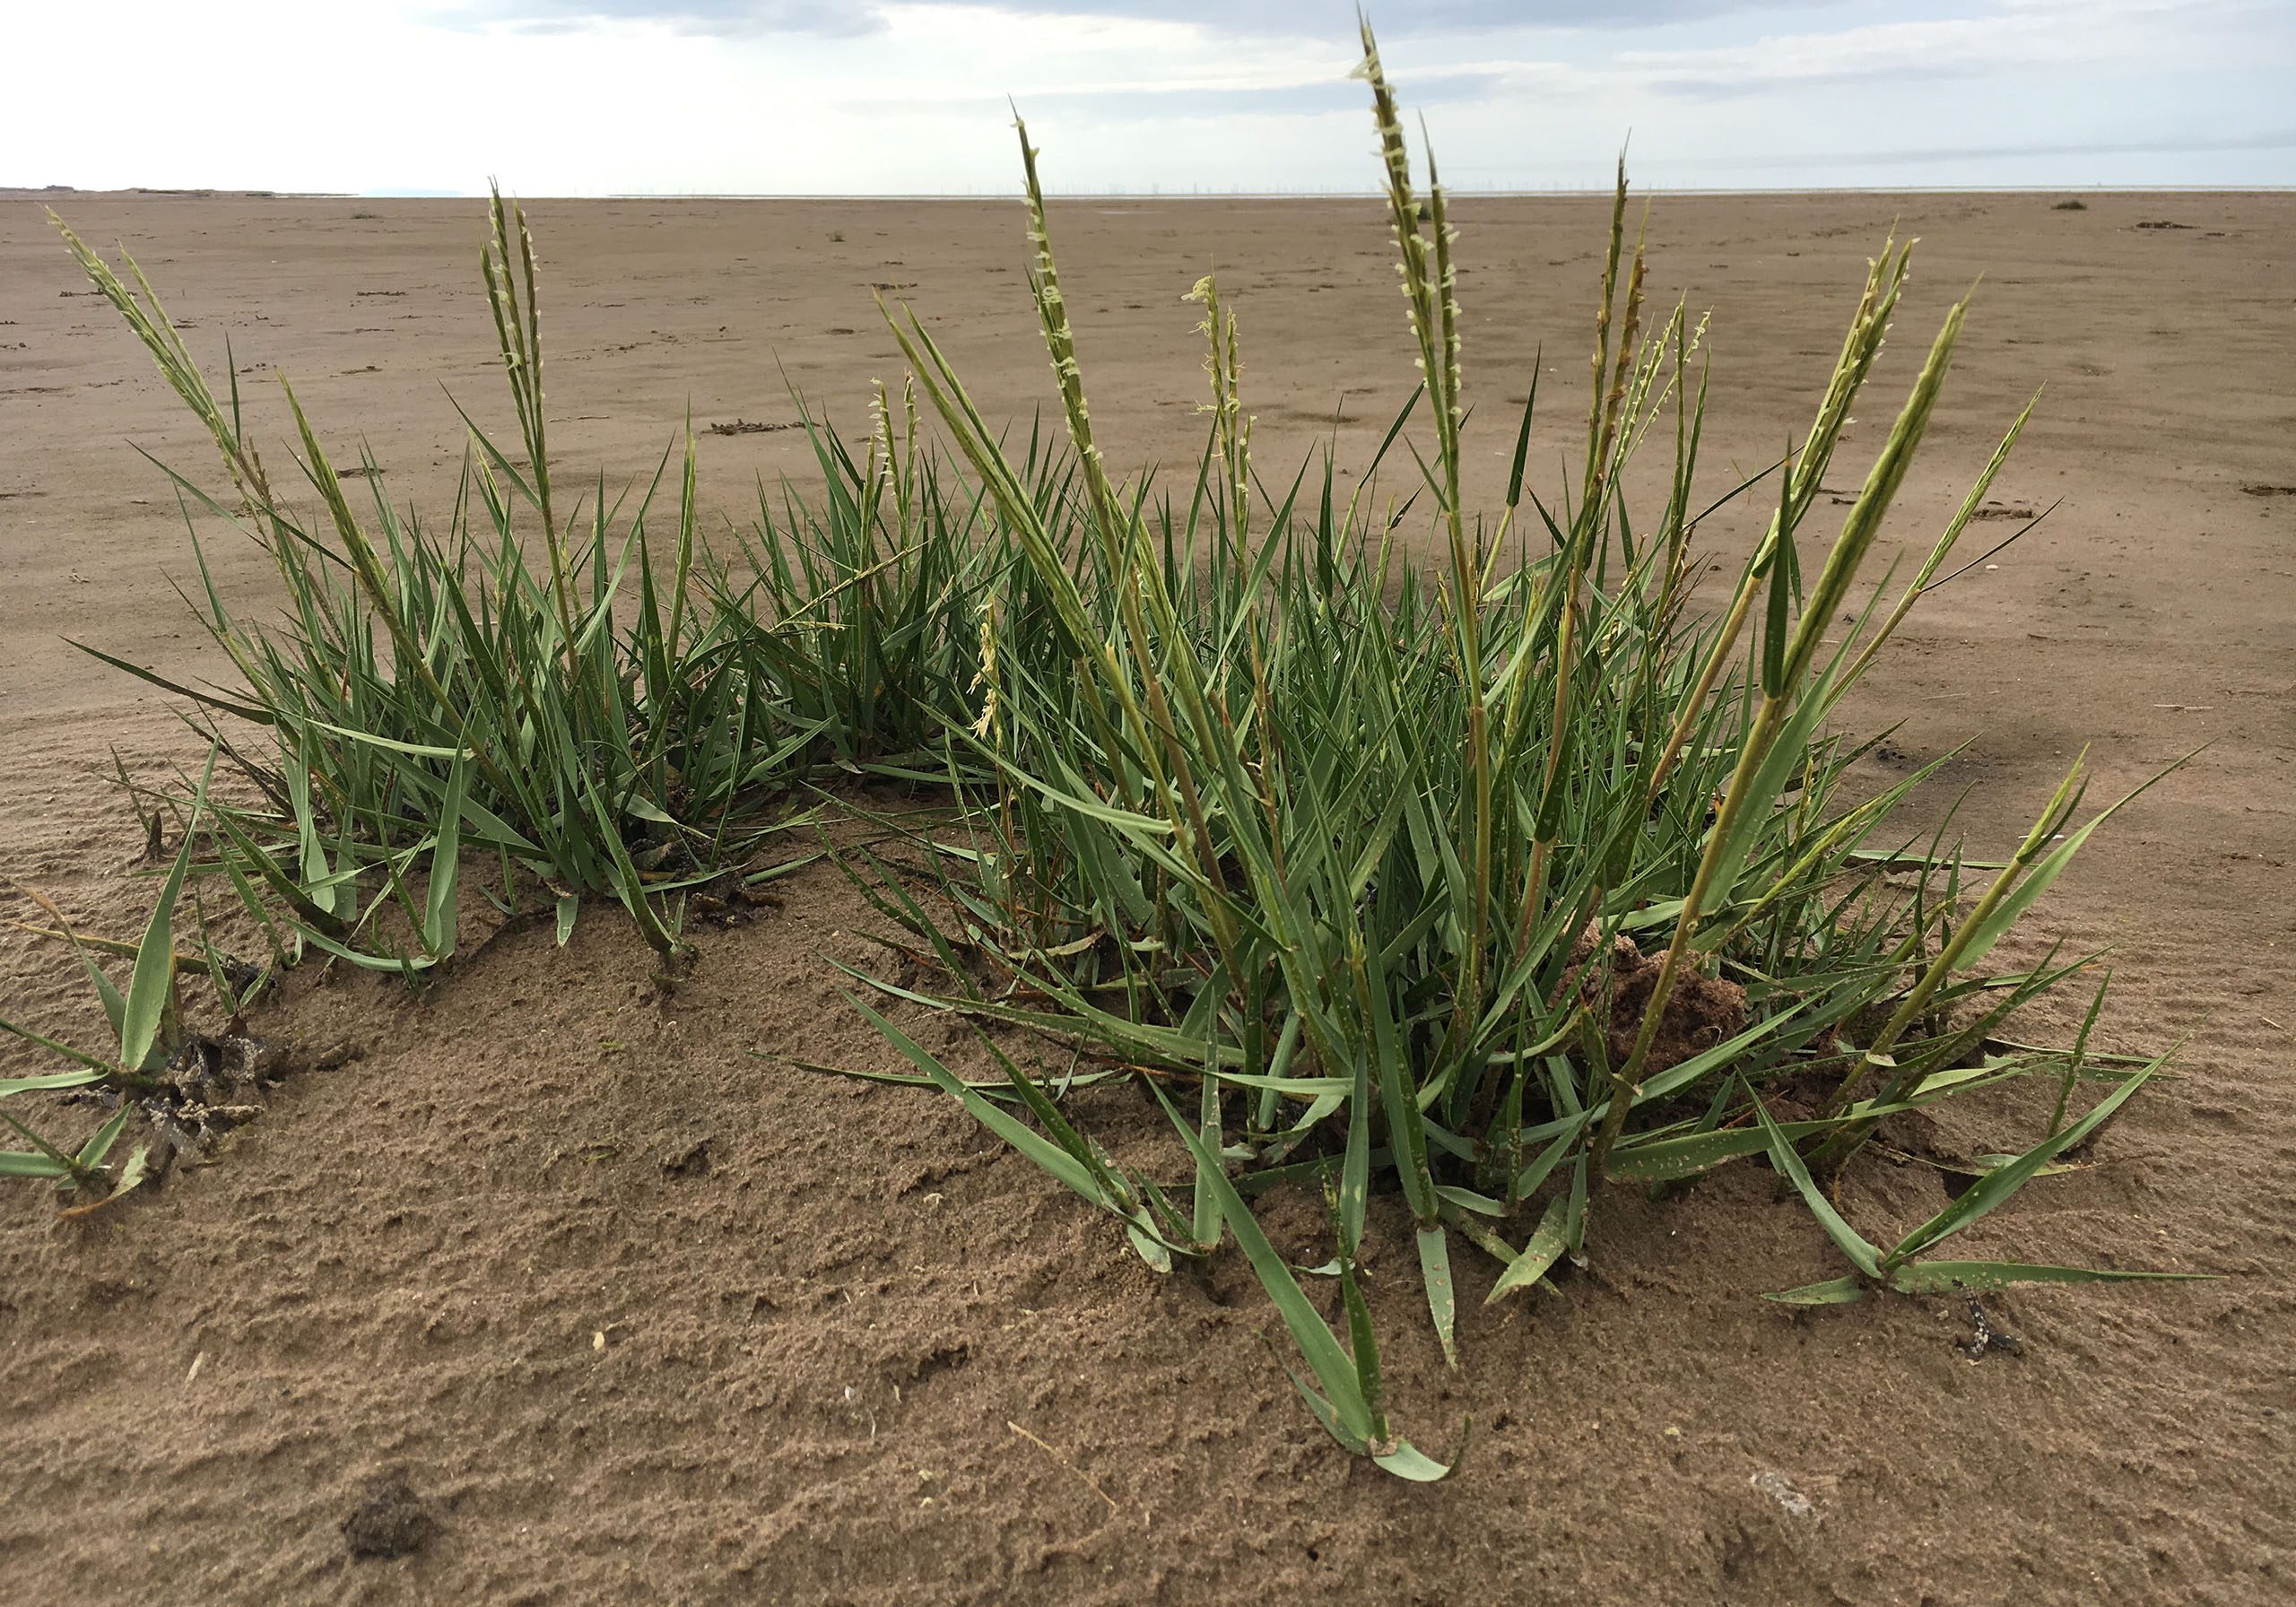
1;759;250;1205
0;830;188;1200
711;377;1019;769
50;192;995;972
4;754;388;1202
821;21;2203;1473
2052;197;2090;211
38;19;2200;1472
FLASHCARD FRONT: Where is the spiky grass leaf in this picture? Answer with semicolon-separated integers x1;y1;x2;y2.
1483;1193;1570;1304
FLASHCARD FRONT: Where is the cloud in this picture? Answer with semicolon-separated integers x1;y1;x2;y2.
846;66;1507;121
10;0;2286;195
1613;0;2283;97
438;0;883;36
438;0;1806;42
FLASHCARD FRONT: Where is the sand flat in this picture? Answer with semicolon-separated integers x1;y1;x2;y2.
1;189;2291;1603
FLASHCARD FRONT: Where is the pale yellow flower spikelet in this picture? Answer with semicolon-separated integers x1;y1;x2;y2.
1185;273;1252;543
1016;118;1120;532
970;593;1003;740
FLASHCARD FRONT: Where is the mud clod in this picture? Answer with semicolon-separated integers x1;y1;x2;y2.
341;1475;437;1559
1555;925;1747;1075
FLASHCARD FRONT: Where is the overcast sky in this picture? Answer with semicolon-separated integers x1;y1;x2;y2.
10;1;2292;195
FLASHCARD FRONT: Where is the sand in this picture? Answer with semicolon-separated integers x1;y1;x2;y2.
1;187;2291;1604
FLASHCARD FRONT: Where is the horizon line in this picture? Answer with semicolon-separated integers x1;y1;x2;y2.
11;184;2294;203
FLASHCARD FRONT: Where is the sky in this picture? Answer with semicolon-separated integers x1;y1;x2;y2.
9;1;2292;195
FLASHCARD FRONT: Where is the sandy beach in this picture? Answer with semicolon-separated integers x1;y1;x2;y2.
2;187;2291;1603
